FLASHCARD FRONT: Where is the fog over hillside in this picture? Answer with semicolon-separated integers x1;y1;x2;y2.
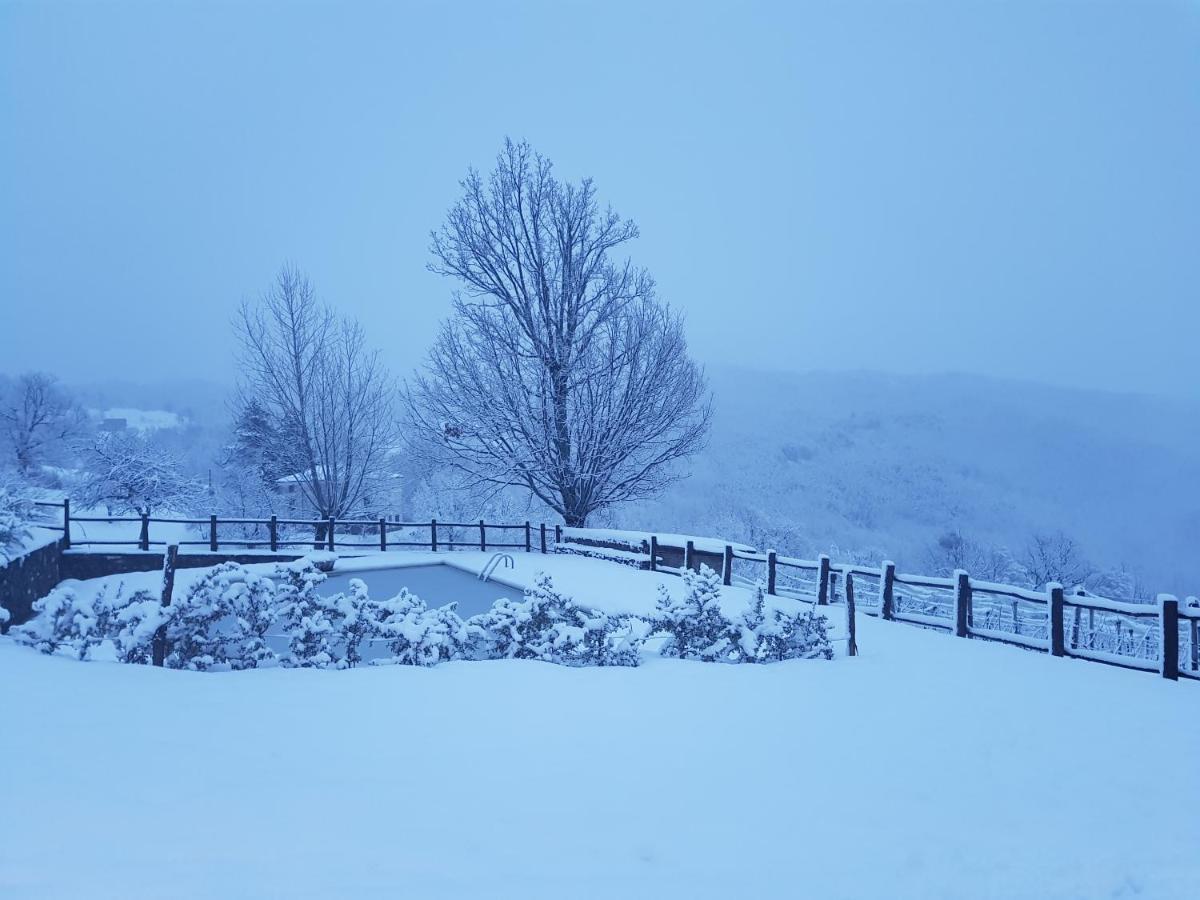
608;367;1200;595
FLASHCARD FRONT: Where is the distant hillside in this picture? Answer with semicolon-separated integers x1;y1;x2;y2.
612;367;1200;595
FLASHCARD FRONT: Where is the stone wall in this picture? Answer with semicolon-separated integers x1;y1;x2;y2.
0;539;65;632
59;551;308;582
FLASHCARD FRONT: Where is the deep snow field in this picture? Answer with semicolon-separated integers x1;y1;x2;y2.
2;553;1197;899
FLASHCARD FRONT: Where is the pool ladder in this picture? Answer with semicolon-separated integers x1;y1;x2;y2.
479;552;514;582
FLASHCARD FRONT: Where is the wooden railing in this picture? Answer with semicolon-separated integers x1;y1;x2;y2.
562;529;1200;683
27;499;554;556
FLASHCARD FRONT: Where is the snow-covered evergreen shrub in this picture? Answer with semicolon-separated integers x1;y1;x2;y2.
9;582;173;664
373;588;467;667
274;559;341;668
468;574;644;666
109;591;166;664
329;578;389;667
10;584;112;659
653;566;833;663
163;563;278;670
732;584;834;662
652;565;732;661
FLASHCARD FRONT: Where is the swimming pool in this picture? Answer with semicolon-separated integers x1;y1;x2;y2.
321;563;521;618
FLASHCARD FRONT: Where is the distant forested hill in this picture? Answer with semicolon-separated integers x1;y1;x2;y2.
611;367;1200;595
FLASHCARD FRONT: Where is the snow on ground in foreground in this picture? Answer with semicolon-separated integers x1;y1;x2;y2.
2;556;1198;899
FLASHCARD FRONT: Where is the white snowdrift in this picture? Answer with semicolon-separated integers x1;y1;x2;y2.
1;560;1196;898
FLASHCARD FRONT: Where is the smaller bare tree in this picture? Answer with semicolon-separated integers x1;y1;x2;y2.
235;265;398;533
0;372;87;478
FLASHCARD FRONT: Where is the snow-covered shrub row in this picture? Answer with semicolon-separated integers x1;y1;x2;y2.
653;565;833;663
12;560;833;670
9;559;645;670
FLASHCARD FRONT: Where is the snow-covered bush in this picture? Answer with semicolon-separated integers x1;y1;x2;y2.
0;485;33;562
162;563;279;670
652;565;732;661
274;559;341;668
9;582;167;663
109;591;166;664
732;584;833;662
10;584;111;659
374;587;467;667
653;565;833;663
469;574;644;666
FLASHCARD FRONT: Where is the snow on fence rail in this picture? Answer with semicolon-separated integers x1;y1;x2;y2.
26;499;553;556
557;527;1200;683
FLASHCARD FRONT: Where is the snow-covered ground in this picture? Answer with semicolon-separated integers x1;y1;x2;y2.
2;553;1197;898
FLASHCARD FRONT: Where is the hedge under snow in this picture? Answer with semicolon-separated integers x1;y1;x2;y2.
10;560;832;671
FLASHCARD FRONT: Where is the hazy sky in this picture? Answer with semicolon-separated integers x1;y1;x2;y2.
2;0;1197;397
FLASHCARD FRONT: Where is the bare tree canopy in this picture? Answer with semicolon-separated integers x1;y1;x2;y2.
407;139;711;526
0;372;86;477
235;265;398;522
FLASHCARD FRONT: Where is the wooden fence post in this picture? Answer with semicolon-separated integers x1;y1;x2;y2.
269;514;278;553
844;570;858;657
767;550;777;595
1189;601;1199;674
953;570;971;638
151;543;178;667
649;535;659;572
208;514;217;552
479;520;486;552
555;524;562;545
1160;595;1179;681
880;561;895;620
540;523;547;554
685;540;695;572
137;512;149;551
1048;583;1065;656
379;517;387;552
431;519;438;552
817;555;831;605
525;521;531;553
723;545;733;586
1070;591;1082;651
327;517;336;552
62;497;71;549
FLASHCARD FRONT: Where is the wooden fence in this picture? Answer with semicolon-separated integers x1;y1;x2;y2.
29;499;557;556
571;531;1200;683
25;501;1198;681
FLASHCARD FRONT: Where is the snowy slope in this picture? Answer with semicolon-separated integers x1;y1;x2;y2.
1;556;1197;899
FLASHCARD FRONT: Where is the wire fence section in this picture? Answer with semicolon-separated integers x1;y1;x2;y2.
561;528;1198;683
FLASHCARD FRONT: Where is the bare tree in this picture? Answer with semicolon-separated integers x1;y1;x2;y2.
407;139;711;527
1023;531;1092;588
0;372;86;478
235;265;398;531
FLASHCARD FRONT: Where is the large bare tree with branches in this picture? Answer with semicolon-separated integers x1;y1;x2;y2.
235;265;398;530
407;140;710;527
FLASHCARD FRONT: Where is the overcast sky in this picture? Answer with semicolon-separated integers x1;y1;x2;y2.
1;0;1196;397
